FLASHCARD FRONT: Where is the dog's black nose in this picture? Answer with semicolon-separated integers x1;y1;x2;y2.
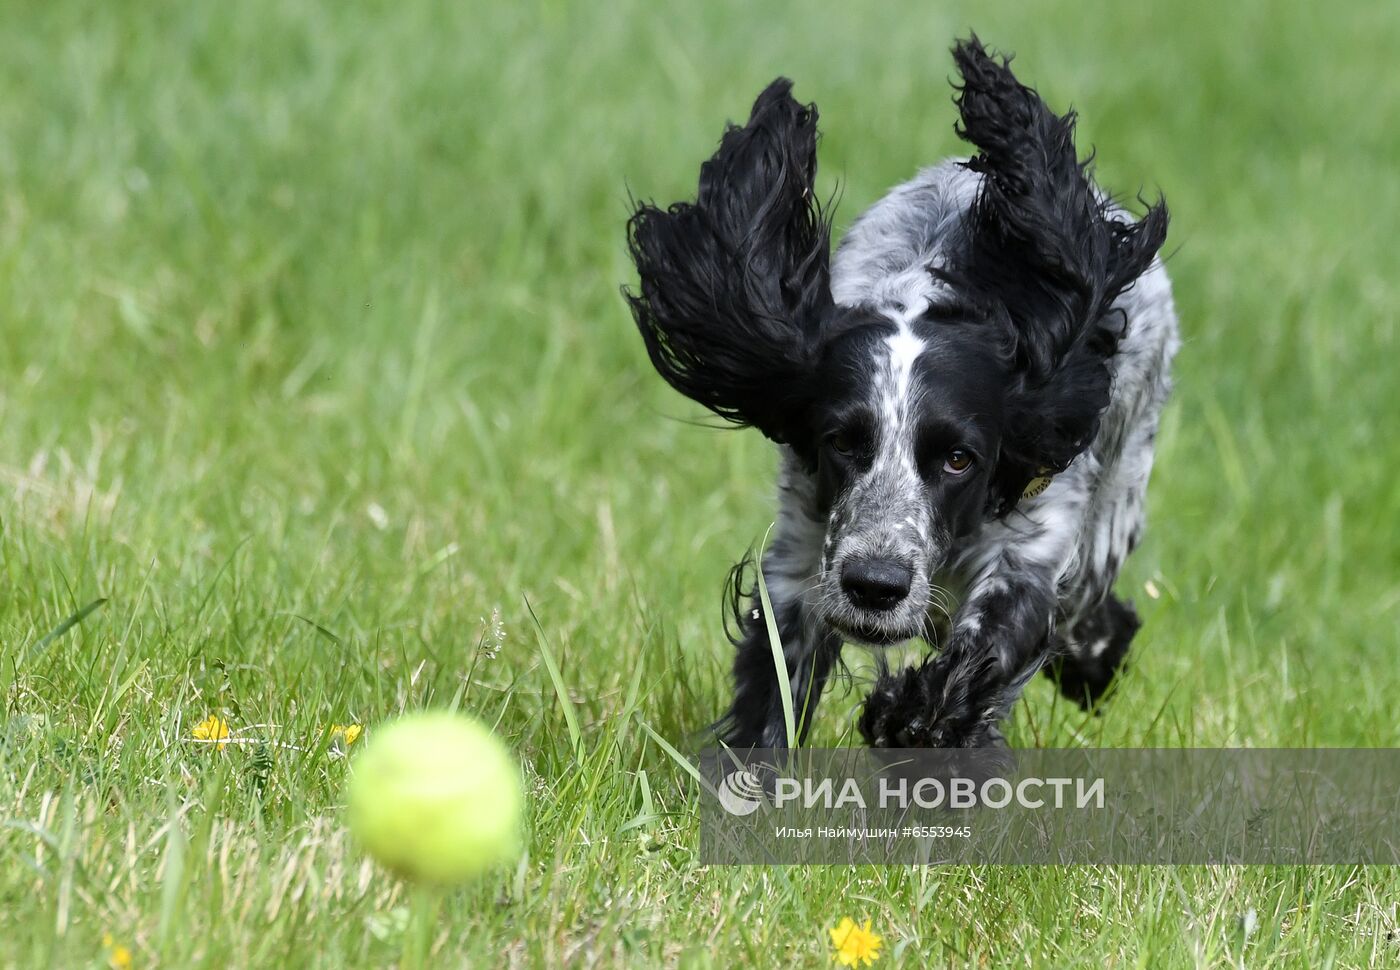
841;558;913;612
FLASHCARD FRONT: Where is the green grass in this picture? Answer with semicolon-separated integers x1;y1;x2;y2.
2;0;1399;965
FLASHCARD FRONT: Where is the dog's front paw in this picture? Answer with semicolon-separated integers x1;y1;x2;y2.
858;661;1004;748
858;666;929;747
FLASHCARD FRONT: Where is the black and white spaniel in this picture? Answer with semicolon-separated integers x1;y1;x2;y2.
625;37;1177;749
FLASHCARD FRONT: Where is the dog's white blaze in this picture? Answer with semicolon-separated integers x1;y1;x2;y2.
886;329;922;404
873;316;925;478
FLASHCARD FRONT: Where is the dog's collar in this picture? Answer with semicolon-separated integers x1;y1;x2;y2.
1021;470;1054;500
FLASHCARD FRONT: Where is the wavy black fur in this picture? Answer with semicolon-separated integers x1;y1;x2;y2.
944;36;1170;514
625;80;834;446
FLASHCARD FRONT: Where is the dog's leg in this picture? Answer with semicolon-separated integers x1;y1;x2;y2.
720;587;841;749
859;555;1056;748
717;455;840;749
1043;594;1140;709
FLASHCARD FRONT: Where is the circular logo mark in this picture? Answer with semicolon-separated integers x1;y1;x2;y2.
717;768;766;816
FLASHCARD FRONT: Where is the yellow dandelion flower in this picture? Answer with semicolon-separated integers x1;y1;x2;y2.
102;933;133;969
192;714;230;751
329;723;363;747
829;917;882;967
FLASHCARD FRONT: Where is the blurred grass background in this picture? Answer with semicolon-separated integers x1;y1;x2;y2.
1;0;1398;966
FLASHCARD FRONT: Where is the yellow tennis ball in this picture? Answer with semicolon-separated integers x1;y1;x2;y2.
347;711;522;884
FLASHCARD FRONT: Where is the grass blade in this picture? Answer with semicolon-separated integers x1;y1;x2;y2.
525;595;582;759
27;598;107;661
637;717;706;790
755;527;797;748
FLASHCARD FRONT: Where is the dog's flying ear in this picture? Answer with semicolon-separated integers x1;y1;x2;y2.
946;36;1169;513
625;79;833;445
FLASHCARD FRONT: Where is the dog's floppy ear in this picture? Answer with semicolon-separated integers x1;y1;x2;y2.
625;79;833;445
946;37;1168;513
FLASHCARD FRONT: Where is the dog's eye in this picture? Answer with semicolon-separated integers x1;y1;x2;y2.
944;449;974;475
829;432;857;457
